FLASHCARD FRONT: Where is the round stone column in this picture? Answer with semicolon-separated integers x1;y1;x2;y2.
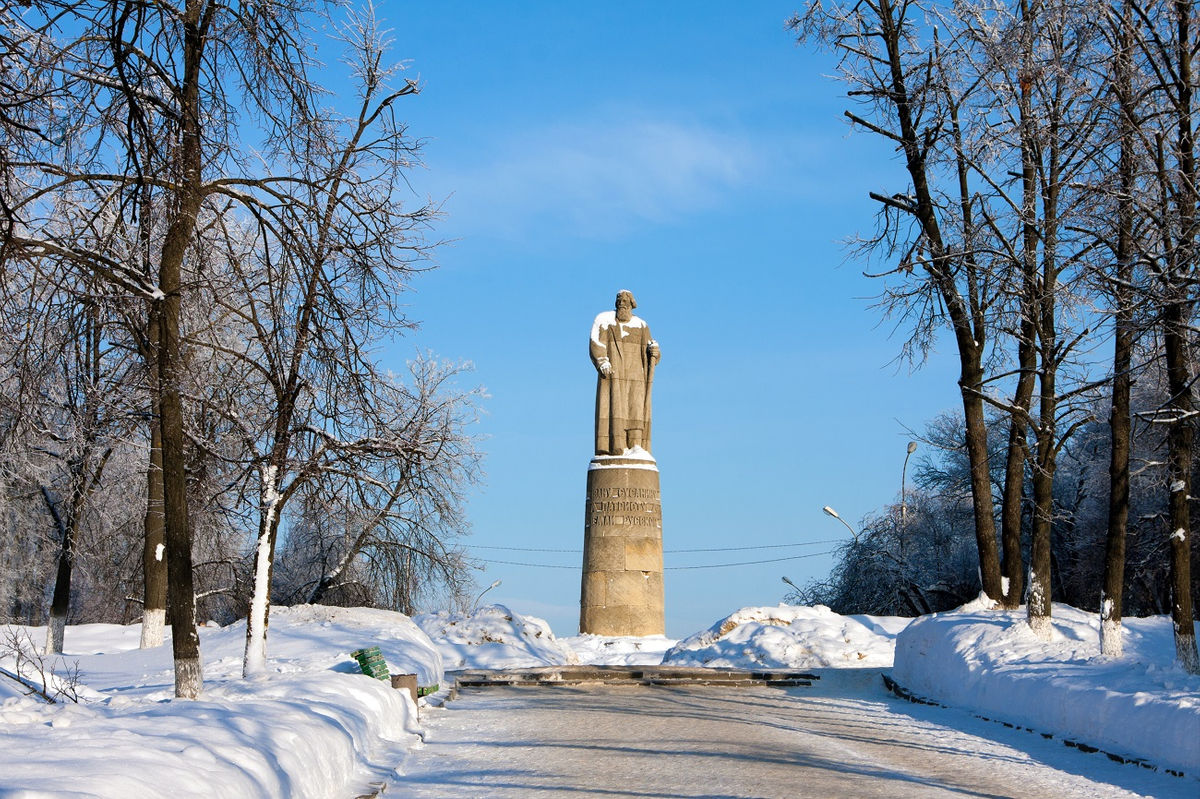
580;453;664;636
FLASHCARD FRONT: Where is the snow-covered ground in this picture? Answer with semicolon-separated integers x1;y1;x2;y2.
661;604;906;668
891;598;1200;776
0;606;438;798
1;600;1196;796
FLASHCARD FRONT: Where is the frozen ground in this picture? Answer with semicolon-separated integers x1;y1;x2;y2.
399;674;1193;798
1;601;1196;796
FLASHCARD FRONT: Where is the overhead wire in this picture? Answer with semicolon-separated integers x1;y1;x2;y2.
469;544;840;571
468;540;841;555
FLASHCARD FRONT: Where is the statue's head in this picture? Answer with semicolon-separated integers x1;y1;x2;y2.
615;290;636;322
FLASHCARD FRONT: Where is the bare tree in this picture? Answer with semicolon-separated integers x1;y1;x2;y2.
171;11;450;676
1097;0;1144;657
2;0;386;696
1131;0;1200;673
791;0;1005;602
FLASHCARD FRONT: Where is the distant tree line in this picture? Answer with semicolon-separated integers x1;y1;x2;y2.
0;0;481;697
790;0;1199;672
796;395;1200;620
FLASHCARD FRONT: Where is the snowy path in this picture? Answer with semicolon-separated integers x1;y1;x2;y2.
395;669;1192;798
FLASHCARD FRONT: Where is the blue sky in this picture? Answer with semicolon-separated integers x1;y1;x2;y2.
374;2;965;636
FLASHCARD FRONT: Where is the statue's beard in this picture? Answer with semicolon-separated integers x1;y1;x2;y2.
616;308;632;322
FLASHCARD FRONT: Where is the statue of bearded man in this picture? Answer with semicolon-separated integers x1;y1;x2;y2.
589;290;661;456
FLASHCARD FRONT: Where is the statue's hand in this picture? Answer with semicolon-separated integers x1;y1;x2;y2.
599;361;612;378
648;342;661;363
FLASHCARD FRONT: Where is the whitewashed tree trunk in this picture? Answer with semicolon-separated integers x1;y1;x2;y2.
243;465;280;677
44;614;65;656
139;607;166;649
1026;579;1052;641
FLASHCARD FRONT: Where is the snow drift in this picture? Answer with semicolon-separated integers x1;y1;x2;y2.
414;604;578;670
0;605;439;798
891;601;1200;776
662;604;905;668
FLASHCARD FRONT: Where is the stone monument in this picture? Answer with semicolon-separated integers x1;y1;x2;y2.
580;290;664;636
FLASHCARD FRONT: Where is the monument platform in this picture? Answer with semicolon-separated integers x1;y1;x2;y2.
580;451;664;636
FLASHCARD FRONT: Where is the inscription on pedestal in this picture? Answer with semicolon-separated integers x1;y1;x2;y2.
580;455;664;636
588;486;662;529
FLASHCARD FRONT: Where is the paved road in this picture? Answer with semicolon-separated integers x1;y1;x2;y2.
394;669;1192;798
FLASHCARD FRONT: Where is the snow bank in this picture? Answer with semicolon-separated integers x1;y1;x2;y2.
559;634;677;666
414;604;578;670
0;671;415;799
662;604;905;669
0;605;441;798
891;602;1200;776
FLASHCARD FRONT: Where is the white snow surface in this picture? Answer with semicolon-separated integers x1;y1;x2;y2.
663;604;905;668
0;605;438;798
891;600;1200;776
414;603;676;668
559;633;677;665
1;600;1197;795
413;604;579;670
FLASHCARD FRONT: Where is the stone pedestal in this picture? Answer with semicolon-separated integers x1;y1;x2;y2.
579;453;664;636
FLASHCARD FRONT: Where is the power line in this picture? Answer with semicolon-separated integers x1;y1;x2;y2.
468;540;841;555
474;549;836;572
665;540;840;554
665;550;835;570
479;558;577;570
470;545;580;553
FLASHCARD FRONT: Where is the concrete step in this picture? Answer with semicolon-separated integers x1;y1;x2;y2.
449;665;820;692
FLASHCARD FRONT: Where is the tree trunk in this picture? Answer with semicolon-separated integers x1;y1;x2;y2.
1101;0;1136;658
1163;304;1198;672
157;0;209;698
39;486;73;655
998;377;1032;609
877;0;1002;601
140;396;167;649
1162;0;1200;674
243;464;283;677
1027;387;1056;640
961;379;1004;601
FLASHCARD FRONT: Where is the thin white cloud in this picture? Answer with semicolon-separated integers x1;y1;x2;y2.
435;115;766;239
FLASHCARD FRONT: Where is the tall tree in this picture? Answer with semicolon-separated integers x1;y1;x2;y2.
179;11;446;676
4;0;347;695
1099;0;1142;657
790;0;1005;602
1138;0;1200;673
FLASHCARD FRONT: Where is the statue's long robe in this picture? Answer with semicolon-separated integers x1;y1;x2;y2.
590;311;654;456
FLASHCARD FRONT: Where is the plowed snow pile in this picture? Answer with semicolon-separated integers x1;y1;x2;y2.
662;605;906;668
414;604;578;669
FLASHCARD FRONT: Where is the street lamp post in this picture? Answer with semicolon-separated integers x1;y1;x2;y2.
472;579;502;612
902;441;918;526
822;505;858;541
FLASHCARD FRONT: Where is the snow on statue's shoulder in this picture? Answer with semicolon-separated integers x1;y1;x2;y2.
590;311;647;345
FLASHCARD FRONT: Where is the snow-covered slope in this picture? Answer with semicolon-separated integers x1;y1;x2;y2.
662;604;905;669
3;600;1197;795
414;604;578;670
0;606;439;798
891;600;1200;776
